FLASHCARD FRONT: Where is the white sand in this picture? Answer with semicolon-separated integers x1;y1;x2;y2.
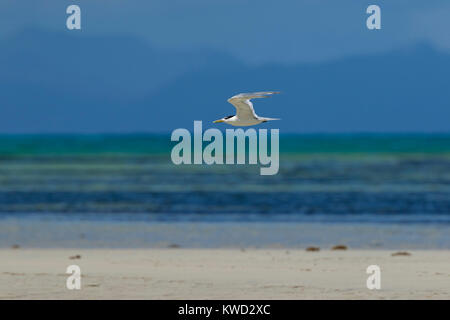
0;249;448;299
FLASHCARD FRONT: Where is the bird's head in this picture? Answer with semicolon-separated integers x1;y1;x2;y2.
213;115;234;124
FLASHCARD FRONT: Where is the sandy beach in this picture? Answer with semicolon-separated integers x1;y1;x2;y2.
1;248;448;299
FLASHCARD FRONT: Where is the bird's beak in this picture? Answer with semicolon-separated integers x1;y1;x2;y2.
213;119;224;123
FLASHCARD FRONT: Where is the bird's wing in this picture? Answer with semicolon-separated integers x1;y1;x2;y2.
227;92;279;120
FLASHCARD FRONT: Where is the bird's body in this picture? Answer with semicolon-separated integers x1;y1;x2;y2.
218;115;264;127
213;92;280;126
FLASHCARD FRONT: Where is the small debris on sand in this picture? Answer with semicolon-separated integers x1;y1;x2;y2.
391;251;411;257
331;245;348;251
306;247;320;252
168;244;181;248
69;255;81;260
11;244;20;249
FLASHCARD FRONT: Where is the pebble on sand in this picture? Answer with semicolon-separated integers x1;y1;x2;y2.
69;254;82;260
331;245;348;251
391;251;411;256
306;247;320;252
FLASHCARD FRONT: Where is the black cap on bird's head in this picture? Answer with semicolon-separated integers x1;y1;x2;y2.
213;115;234;123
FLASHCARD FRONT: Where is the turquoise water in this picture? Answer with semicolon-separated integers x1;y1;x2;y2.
0;134;449;248
1;134;450;154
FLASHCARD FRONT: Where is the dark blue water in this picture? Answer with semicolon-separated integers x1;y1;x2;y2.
0;134;449;221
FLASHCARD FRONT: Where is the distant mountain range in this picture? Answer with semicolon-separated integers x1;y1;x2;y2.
1;29;449;133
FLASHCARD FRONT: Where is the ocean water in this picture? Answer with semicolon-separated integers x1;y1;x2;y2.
0;134;449;248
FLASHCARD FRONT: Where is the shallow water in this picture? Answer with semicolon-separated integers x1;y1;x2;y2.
1;218;449;249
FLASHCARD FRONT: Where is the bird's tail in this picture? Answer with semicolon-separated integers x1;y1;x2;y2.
261;117;281;122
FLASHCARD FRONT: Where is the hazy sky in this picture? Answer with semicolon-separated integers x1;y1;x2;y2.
1;1;449;133
1;0;450;64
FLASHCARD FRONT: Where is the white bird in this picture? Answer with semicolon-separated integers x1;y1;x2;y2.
213;91;280;126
